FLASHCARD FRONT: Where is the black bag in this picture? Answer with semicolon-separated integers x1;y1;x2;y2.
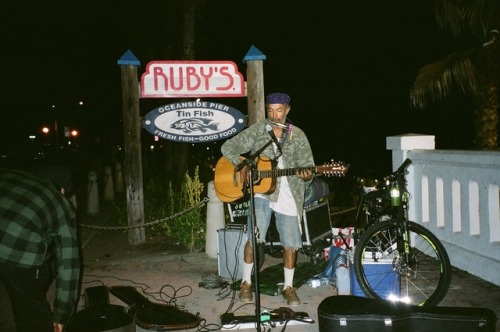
304;177;329;207
318;295;496;332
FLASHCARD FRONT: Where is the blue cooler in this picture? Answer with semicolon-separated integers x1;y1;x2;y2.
350;259;400;299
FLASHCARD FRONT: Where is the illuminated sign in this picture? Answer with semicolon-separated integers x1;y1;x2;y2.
141;61;245;98
143;100;247;143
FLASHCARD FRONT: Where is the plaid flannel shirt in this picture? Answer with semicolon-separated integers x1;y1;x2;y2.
0;169;81;324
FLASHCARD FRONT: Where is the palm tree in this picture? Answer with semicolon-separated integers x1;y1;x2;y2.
410;0;500;150
161;0;207;181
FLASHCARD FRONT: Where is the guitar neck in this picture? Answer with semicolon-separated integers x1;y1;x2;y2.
259;166;317;179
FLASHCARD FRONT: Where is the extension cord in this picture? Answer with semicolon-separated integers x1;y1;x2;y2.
220;311;314;330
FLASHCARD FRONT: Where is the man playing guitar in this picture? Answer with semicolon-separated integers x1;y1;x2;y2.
221;92;314;306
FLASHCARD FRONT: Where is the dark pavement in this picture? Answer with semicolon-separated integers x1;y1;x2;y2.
1;202;498;331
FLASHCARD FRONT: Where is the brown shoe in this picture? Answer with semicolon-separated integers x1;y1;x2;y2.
282;286;301;306
239;281;253;303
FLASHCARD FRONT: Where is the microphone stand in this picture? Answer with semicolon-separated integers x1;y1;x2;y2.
235;139;273;332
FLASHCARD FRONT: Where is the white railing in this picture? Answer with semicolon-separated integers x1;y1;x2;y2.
387;134;500;287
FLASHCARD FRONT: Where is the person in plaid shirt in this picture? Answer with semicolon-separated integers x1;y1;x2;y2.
0;167;81;332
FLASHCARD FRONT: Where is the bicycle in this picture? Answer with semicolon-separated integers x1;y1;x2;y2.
354;172;394;231
352;158;452;306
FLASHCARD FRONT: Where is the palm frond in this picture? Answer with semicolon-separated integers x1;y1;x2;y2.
410;50;477;109
434;0;498;38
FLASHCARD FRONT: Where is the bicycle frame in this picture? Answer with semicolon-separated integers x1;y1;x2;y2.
392;159;413;269
354;179;393;232
353;158;452;306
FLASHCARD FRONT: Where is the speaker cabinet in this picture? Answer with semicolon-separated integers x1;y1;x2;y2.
302;201;333;246
217;226;245;280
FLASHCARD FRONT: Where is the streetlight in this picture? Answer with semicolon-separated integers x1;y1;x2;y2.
51;104;59;147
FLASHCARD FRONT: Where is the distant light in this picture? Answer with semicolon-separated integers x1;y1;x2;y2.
78;101;84;106
154;136;159;141
42;127;50;134
70;130;78;137
150;145;155;151
29;135;36;140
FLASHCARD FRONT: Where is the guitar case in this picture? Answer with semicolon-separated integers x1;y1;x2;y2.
318;295;497;332
109;285;201;331
67;286;135;332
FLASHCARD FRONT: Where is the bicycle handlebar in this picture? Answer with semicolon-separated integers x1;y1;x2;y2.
390;158;412;179
397;158;412;174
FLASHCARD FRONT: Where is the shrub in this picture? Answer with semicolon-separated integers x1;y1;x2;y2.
161;167;205;252
112;166;206;253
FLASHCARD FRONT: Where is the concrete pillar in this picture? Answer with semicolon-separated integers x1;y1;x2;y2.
115;163;124;193
103;166;115;201
86;170;100;215
386;134;435;171
386;134;435;222
205;180;225;259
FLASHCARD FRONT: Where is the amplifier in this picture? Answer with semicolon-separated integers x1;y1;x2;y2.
302;201;333;245
217;226;245;280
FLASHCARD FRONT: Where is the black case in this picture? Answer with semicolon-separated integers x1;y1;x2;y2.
318;295;497;332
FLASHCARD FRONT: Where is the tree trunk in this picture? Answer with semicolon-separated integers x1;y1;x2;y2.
473;38;500;150
473;84;498;149
165;0;199;179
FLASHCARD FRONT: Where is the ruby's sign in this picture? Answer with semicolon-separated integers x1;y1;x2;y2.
143;101;247;143
141;61;245;98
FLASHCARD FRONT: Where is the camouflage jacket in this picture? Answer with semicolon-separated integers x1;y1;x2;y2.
221;120;315;220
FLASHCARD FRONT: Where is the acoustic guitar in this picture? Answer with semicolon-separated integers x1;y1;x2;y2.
214;156;348;203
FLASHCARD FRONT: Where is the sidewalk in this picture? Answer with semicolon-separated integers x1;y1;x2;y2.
1;202;498;331
77;205;500;332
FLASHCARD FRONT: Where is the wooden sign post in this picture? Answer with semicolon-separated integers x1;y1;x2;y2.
243;45;267;125
118;50;146;245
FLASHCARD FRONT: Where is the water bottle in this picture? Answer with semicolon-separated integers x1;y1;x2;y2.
333;249;348;269
273;283;284;296
336;265;351;295
308;275;330;288
390;181;400;206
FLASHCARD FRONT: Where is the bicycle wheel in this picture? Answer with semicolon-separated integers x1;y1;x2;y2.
353;219;451;306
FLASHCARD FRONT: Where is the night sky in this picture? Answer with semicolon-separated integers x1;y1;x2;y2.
0;1;475;176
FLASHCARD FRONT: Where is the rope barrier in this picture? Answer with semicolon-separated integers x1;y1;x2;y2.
79;197;210;231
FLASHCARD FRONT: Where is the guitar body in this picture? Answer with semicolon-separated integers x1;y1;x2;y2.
214;156;275;203
214;156;349;203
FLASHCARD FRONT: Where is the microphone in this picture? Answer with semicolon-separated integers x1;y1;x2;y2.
265;124;282;156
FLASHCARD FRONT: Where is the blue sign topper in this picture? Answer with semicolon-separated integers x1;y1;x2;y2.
143;100;247;143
